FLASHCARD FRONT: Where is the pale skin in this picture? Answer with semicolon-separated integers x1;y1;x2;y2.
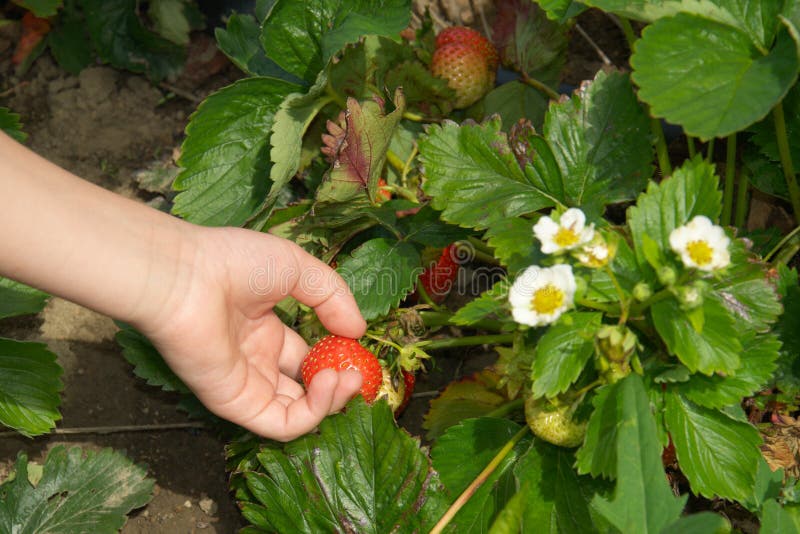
0;131;366;441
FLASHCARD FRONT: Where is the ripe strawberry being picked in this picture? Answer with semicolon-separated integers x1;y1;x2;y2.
418;243;461;304
301;335;383;402
435;26;499;71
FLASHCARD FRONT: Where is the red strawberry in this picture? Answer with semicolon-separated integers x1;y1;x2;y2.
431;43;495;109
301;335;383;402
12;12;51;66
398;371;415;414
418;244;460;303
435;26;499;71
377;178;392;203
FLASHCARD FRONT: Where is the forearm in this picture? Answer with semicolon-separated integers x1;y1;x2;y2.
0;131;196;326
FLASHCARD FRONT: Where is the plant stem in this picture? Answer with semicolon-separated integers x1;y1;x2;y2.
651;118;672;177
686;136;696;158
773;101;800;222
401;144;418;186
775;240;800;266
520;73;561;101
706;138;715;161
422;333;515;351
468;236;496;257
603;265;629;325
418;310;505;333
735;167;750;228
630;287;672;316
430;426;530;534
722;133;737;225
618;17;637;49
766;224;800;262
386;149;406;176
576;298;619;315
485;398;524;418
403;111;426;122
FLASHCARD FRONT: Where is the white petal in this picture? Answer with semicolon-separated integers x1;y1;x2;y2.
560;208;586;230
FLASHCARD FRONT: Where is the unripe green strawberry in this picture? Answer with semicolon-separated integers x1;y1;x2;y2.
431;43;495;109
525;395;587;448
435;26;499;71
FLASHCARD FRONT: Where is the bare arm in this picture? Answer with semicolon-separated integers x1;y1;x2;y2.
0;131;366;440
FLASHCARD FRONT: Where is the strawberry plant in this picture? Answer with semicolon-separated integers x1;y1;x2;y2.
30;0;799;530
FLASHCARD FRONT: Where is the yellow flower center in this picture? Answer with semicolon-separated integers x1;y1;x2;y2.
686;240;713;266
531;284;565;315
554;227;580;248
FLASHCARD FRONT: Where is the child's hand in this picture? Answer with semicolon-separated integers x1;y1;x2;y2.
136;227;367;441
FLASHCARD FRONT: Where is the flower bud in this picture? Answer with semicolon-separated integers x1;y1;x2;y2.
633;282;653;302
657;265;677;286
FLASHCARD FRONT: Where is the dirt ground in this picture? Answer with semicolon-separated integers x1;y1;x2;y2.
0;6;631;533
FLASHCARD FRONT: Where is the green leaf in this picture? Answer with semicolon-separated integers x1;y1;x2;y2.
83;0;185;81
0;338;62;437
396;205;471;248
628;157;722;271
261;0;411;83
240;397;449;532
337;238;419;320
148;0;192;45
592;375;686;534
651;296;742;376
676;333;780;408
451;280;510;327
743;456;784;513
661;512;731;534
0;108;26;143
532;0;586;22
493;0;569;86
585;0;783;50
173;77;300;226
316;91;405;203
114;323;189;394
423;371;508;440
420;117;559;230
432;418;532;531
47;2;92;75
0;446;153;532
630;13;799;140
664;390;761;502
11;0;61;17
485;217;542;274
214;13;301;81
491;440;597;533
0;278;48;319
531;312;602;399
742;143;789;200
544;70;653;210
710;241;783;332
761;500;800;533
265;79;331;210
749;82;800;169
576;385;617;479
482;82;549;132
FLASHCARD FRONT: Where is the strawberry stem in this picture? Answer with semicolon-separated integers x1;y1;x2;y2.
430;425;530;534
418;310;505;332
420;333;515;351
519;72;560;101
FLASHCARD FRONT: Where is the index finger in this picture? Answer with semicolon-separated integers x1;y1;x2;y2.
285;242;367;338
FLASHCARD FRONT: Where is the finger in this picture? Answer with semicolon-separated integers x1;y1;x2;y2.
285;243;367;338
242;368;362;441
275;372;305;400
328;369;363;413
276;326;310;380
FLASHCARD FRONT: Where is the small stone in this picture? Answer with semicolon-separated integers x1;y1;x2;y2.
199;497;217;516
196;521;210;529
143;510;149;518
183;499;192;508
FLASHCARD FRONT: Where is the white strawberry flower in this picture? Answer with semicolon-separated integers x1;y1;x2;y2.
533;208;595;254
669;216;730;271
509;264;576;327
